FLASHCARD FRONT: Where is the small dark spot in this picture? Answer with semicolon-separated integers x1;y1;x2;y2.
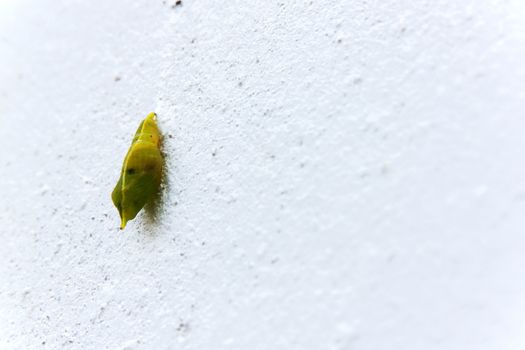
172;0;182;7
177;322;190;333
127;168;136;175
191;38;196;44
353;77;363;85
114;76;121;82
337;38;342;44
401;27;406;33
238;81;243;87
168;134;173;138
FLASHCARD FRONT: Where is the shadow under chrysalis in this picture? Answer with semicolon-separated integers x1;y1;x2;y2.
143;140;169;229
111;112;164;229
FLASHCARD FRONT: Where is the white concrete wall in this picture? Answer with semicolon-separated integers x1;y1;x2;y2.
1;0;525;349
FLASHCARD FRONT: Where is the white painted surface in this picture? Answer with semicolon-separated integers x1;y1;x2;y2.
1;0;525;349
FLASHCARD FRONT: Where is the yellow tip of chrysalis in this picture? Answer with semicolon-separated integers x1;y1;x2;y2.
146;112;157;122
120;217;128;230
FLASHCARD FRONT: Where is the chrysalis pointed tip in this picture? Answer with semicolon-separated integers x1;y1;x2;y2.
146;112;157;122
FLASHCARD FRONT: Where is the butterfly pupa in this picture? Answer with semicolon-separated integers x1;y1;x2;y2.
111;112;163;229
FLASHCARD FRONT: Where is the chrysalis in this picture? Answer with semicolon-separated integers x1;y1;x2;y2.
111;112;163;229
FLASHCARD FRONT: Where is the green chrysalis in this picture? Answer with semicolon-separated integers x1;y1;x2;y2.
111;112;163;229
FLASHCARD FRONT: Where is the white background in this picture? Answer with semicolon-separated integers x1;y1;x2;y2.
1;0;525;349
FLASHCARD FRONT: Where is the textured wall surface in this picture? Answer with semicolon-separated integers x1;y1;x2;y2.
1;0;525;349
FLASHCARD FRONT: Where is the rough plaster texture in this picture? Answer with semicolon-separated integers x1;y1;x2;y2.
1;0;525;349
